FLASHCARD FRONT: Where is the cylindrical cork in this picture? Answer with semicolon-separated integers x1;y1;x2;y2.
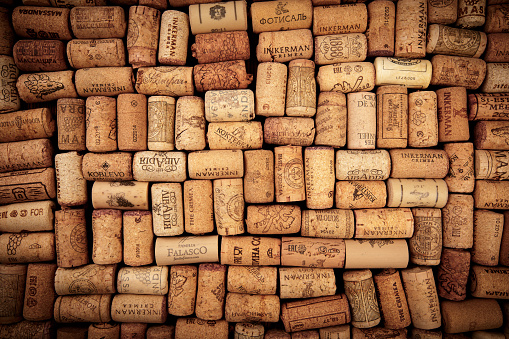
442;194;474;248
343;270;381;328
221;236;281;266
139;0;168;10
408;91;438;148
355;208;414;239
475;121;509;149
91;209;122;265
246;205;300;235
409;208;442;265
352;328;407;338
469;93;509;120
471;331;506;339
0;232;54;264
315;92;347;147
265;329;292;339
335;181;387;209
281;294;351;332
213;178;244;236
426;25;487;57
0;168;56;205
481;62;509;93
502;211;509;266
235;323;264;339
0;321;53;338
441;299;503;333
54;294;112;323
127;6;160;68
117;266;167;295
274;146;305;203
374;57;432;89
345;239;409;269
313;4;367;35
135;66;194;96
387;178;449;208
394;0;427;58
0;200;55;233
444;143;475;193
192;31;250;64
472;210;504;266
436;87;469;142
456;0;486;27
485;4;509;32
251;0;312;33
431;55;486;89
244;150;274;204
123;211;154;266
67;38;126;69
82;152;133;181
318;325;350;339
347;92;376;149
55;209;88;268
194;60;253;92
227;265;277;295
280;267;336;299
389;149;449;178
57;98;85;151
159;10;188;65
374;269;411;329
195;263;226;321
188;0;247;34
121;323;147;339
17;70;77;104
256;29;313;63
75;67;134;97
316;62;375;93
55;264;116;295
336;150;391;180
315;33;367;65
286;59;316;117
0;108;55;143
0;7;14;56
156;235;219;265
92;181;150;210
366;0;395;57
57;326;88;339
12;6;71;40
485;33;509;62
256;62;287;117
88;323;119;339
264;117;315;146
301;209;354;238
174;96;205;150
184;180;214;234
376;85;408;148
428;0;458;23
151;183;183;236
0;264;26;324
55;152;87;206
471;264;509;299
224;293;280;323
474;180;509;209
304;147;335;209
148;96;175;151
13;40;66;72
281;237;345;268
174;318;228;339
207;121;263;150
69;6;125;38
111;294;166;323
401;267;441;330
0;139;53;173
205;89;254;122
168;265;197;316
188;150;244;179
85;96;117;152
437;248;470;301
117;93;147;151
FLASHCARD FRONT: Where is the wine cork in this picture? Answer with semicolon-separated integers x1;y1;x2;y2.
352;328;407;338
390;149;449;178
408;91;438;148
401;267;441;330
221;236;281;266
91;209;122;265
135;66;194;96
430;55;486;89
387;178;449;208
251;0;312;33
54;294;112;323
484;34;509;62
0;200;55;233
280;267;336;299
120;323;147;339
409;208;442;265
55;152;87;206
335;181;386;209
168;265;197;316
111;294;166;323
175;318;228;339
225;293;280;323
394;0;427;58
315;92;347;147
244;150;274;204
428;0;458;23
147;325;175;339
256;62;287;117
472;331;506;339
469;93;509;120
304;147;335;209
335;150;391;180
345;239;409;269
117;93;147;151
301;209;354;238
343;270;380;328
175;96;206;150
319;325;350;339
481;62;509;93
441;299;503;333
281;237;345;268
474;180;509;209
366;0;395;57
151;183;183;236
442;194;474;248
195;263;226;320
132;151;187;182
444;142;475;193
374;57;433;89
0;139;53;173
55;209;88;268
204;89;254;122
0;7;14;56
376;85;408;148
67;38;125;69
473;210;503;265
0;264;26;324
57;325;88;339
17;70;77;104
315;33;367;65
75;66;134;97
184;180;214;234
123;211;154;266
485;4;509;32
85;96;117;152
13;40;66;72
264;117;315;146
192;31;250;64
274;146;305;203
88;323;118;339
347;92;376;149
188;150;244;179
55;264;116;295
426;24;487;57
280;294;351;332
159;10;188;65
502;211;509;266
265;329;292;339
0;168;56;205
0;321;52;339
70;6;125;38
470;264;509;299
475;121;509;149
117;266;167;295
168;0;220;5
355;208;414;239
140;0;168;9
57;98;86;151
207;121;263;150
316;62;375;93
82;152;132;181
246;205;300;235
12;6;71;40
213;178;244;236
286;59;316;117
0;108;55;143
235;323;264;339
188;1;248;34
374;269;411;329
127;6;160;68
194;60;253;92
155;235;219;265
227;265;277;294
92;181;150;210
456;0;486;27
437;248;470;300
147;96;175;151
313;4;367;35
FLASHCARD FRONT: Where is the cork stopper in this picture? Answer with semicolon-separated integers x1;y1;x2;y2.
456;0;486;28
195;263;226;321
316;63;375;93
235;322;264;339
67;38;126;69
117;266;167;296
251;0;312;33
133;151;186;182
17;70;77;104
227;265;277;295
335;181;387;209
174;318;228;339
281;237;345;268
427;24;487;57
147;96;175;151
319;325;350;339
409;208;442;265
224;293;280;323
386;178;449;208
484;34;509;62
394;0;427;58
175;96;206;151
376;85;408;148
389;149;449;178
91;209;122;265
204;90;254;122
436;87;470;142
441;299;503;333
213;178;244;236
127;6;160;68
184;180;214;234
0;139;53;173
430;55;486;89
274;146;305;203
408;91;438;148
192;31;250;64
352;328;407;338
313;4;367;36
123;211;154;266
147;325;176;339
85;96;117;152
315;92;347;147
343;269;381;328
69;6;126;38
481;63;509;93
265;329;292;339
256;29;314;63
336;150;391;181
55;209;89;268
246;205;300;235
442;194;474;248
428;0;457;23
470;264;509;299
286;59;316;117
117;93;148;151
221;236;281;266
374;269;411;329
111;294;167;323
301;209;354;238
0;168;56;205
207;121;263;150
13;40;67;72
344;239;409;269
244;150;274;204
437;248;470;301
469;93;509;121
304;147;335;209
82;152;133;181
135;66;194;97
444;143;475;193
188;1;248;34
168;265;197;316
0;108;55;143
75;67;134;97
0;200;56;233
264;117;315;146
256;62;287;117
155;235;219;265
55;152;87;206
57;98;86;151
0;232;55;264
347;92;376;149
54;294;112;323
0;264;26;324
280;267;336;299
472;210;504;266
159;10;189;65
121;323;147;339
0;8;14;56
354;208;414;239
474;180;509;210
92;181;150;210
57;326;88;339
374;57;433;89
12;6;72;40
55;264;116;295
151;183;183;236
193;60;252;92
366;0;395;57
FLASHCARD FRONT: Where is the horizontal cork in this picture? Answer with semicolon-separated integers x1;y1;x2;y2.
0;168;56;205
224;293;280;323
227;265;277;295
264;117;315;146
246;205;301;235
386;178;449;208
281;237;345;268
374;57;432;89
13;40;67;72
55;264;116;296
155;235;219;266
70;6;126;38
67;38;126;69
0;108;55;143
345;239;409;269
188;150;244;179
221;236;281;266
17;71;77;104
82;152;133;181
0;139;53;173
256;29;314;63
251;0;312;33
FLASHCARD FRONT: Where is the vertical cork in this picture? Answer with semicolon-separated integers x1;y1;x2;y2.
484;33;509;62
86;96;117;152
344;239;409;269
343;269;381;328
0;56;18;113
442;194;474;248
23;264;57;321
472;210;503;266
224;293;280;323
0;7;14;56
91;181;150;210
192;31;250;64
195;263;226;321
256;29;314;63
355;208;414;239
256;62;287;117
205;89;255;122
301;209;354;238
227;266;277;295
347;92;376;149
155;235;219;266
335;181;387;209
220;236;281;266
280;267;336;299
168;265;197;316
426;25;487;57
54;294;112;323
286;59;316;117
374;269;411;329
55;209;88;268
188;1;248;34
127;6;161;68
57;98;86;151
428;0;458;23
244;150;274;204
0;139;53;173
441;299;503;333
175;96;206;151
0;264;26;324
111;294;166;323
394;0;427;58
408;91;438;148
304;147;335;209
92;209;122;265
12;6;72;40
0;232;55;264
444;143;475;193
117;266;168;295
0;108;55;143
456;0;486;27
14;40;66;72
473;180;509;209
470;264;509;299
159;10;189;65
152;183;183;236
275;146;306;203
123;211;154;266
313;4;368;36
67;38;126;69
409;208;442;265
436;87;469;142
502;211;509;266
264;117;315;146
281;237;345;268
315;92;347;147
389;149;449;178
0;200;56;233
117;93;147;151
148;96;175;151
121;323;147;339
17;70;77;104
336;150;391;181
481;63;509;93
193;60;253;92
437;248;470;301
366;0;395;57
69;6;125;39
213;178;244;236
55;264;116;295
174;318;228;339
431;55;486;89
376;85;408;148
184;180;214;234
234;323;264;339
55;152;87;207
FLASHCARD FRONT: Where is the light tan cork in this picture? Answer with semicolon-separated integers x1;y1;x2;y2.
184;180;214;234
427;25;486;57
151;183;183;236
91;181;150;210
55;209;88;268
82;152;133;181
194;60;252;92
315;92;347;148
17;70;77;104
472;210;503;266
117;266;168;295
313;4;367;36
0;139;53;173
374;269;411;329
374;57;432;89
224;293;280;323
335;150;391;181
132;151;187;182
256;62;287;117
91;209;122;265
256;29;313;63
246;205;300;235
441;299;502;333
437;248;470;301
175;96;206;151
319;325;350;339
55;152;87;206
55;264;116;295
442;194;474;248
394;0;427;58
470;264;509;299
188;1;248;34
227;265;277;295
111;294;166;323
304;147;335;209
343;269;381;328
315;33;367;65
175;318;228;339
54;294;112;323
204;89;254;122
251;0;312;33
207;121;263;150
12;6;71;40
344;239;409;269
444;142;475;193
69;6;125;38
409;208;442;265
0;200;56;233
13;40;66;72
57;98;86;151
390;149;449;178
85;96;117;152
286;59;316;117
213;178;245;236
0;168;56;205
347;92;376;149
386;178;449;208
159;10;189;65
430;55;486;89
456;0;486;28
195;263;226;321
168;265;197;316
148;96;176;151
123;210;154;266
281;237;345;268
221;236;281;266
335;181;387;209
0;108;55;143
235;323;264;339
301;209;353;238
274;146;306;203
280;267;336;299
188;150;244;179
244;150;274;204
366;0;395;57
155;235;219;266
192;31;250;64
135;66;194;97
376;85;408;149
75;67;134;97
67;38;126;69
354;208;414;239
481;63;509;93
127;6;160;68
0;232;54;264
264;117;315;146
316;62;375;93
408;91;438;148
0;264;26;324
474;180;509;210
117;93;147;151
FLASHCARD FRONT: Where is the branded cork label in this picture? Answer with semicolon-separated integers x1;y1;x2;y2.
317;34;365;62
380;92;406;141
72;7;118;30
287;65;316;110
434;25;482;54
58;100;85;148
247;205;300;234
148;99;175;146
14;40;65;71
0;168;55;204
328;63;374;93
410;213;442;261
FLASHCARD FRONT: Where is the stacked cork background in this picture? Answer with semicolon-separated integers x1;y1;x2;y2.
0;0;508;337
